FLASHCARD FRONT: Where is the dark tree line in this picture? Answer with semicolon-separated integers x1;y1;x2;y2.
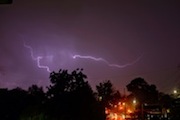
0;69;178;120
126;77;159;104
126;77;175;108
0;69;107;120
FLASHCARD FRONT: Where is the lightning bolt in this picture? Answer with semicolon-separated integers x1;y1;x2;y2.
72;54;142;68
23;42;51;73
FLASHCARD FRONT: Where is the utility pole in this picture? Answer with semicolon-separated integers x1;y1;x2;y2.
141;103;144;120
124;88;127;119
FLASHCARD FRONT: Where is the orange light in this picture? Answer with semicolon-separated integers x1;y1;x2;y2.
119;106;123;110
114;113;118;120
105;108;109;114
127;109;132;113
107;113;118;120
105;110;109;114
122;114;125;119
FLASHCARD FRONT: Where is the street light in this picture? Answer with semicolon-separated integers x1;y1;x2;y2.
133;99;137;104
173;89;177;94
173;89;179;98
133;99;137;112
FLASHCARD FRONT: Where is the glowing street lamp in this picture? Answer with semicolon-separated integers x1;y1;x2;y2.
173;89;179;98
132;99;137;112
173;89;177;94
122;102;126;106
133;99;137;104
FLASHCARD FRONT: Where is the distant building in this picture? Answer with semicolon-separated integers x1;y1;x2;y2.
143;104;162;120
171;98;180;120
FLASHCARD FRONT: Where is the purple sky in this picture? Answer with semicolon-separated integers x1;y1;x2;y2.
0;0;180;93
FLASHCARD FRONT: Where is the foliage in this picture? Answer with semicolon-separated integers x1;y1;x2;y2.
28;84;45;104
126;77;159;104
96;80;121;108
46;69;105;120
0;87;30;120
1;69;179;120
158;92;173;108
47;68;91;98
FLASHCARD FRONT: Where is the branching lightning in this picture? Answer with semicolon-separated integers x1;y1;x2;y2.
22;35;141;71
72;54;142;68
23;42;51;72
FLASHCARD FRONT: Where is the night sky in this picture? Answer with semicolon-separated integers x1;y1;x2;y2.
0;0;180;93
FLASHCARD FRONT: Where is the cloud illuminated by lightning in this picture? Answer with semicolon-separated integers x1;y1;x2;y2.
23;42;51;72
72;54;142;68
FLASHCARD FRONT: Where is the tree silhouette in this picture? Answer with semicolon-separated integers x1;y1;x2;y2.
126;77;159;104
0;87;31;120
19;85;46;120
46;69;105;120
158;92;173;108
28;84;45;104
96;80;121;108
2;69;175;120
47;69;90;98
